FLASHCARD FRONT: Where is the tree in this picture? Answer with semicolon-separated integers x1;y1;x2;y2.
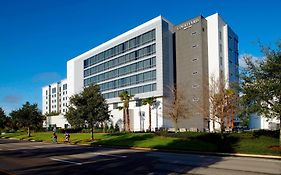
10;102;44;137
240;41;281;146
119;91;134;132
0;107;7;129
65;84;110;141
209;78;238;138
142;97;156;132
164;85;189;133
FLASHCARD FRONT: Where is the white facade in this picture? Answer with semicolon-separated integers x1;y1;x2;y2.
249;114;280;130
67;16;174;131
42;79;70;128
206;13;239;132
206;13;239;87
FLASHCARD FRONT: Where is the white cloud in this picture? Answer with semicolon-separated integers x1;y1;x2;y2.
2;95;22;104
238;53;263;68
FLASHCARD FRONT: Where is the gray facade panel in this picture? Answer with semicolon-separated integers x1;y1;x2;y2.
174;16;209;131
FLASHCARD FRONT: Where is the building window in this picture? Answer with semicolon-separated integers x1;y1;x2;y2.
46;91;48;95
191;58;198;62
136;100;142;107
84;29;156;69
63;84;67;90
192;84;199;88
191;31;197;35
219;44;222;53
220;57;223;66
52;88;56;94
193;97;199;102
113;103;118;109
192;44;197;48
219;31;222;40
192;71;198;75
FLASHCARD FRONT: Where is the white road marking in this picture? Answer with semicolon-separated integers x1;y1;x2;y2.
7;149;16;151
50;158;82;165
91;152;127;158
33;145;44;148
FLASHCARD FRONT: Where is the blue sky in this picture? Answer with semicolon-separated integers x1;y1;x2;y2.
0;0;280;114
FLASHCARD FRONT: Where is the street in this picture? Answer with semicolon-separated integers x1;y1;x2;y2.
0;139;280;175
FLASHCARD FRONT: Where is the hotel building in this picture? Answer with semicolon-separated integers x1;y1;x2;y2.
42;13;239;131
42;79;70;128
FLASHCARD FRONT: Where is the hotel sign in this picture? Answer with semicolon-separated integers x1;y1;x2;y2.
176;18;200;31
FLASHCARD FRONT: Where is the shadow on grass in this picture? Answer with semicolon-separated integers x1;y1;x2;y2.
154;132;240;153
91;133;155;147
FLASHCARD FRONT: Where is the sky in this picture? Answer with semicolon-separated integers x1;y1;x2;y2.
0;0;280;115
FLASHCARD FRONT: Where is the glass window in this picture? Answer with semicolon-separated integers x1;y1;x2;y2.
143;71;151;81
113;103;118;109
137;73;144;83
152;70;156;79
152;83;156;91
63;84;67;90
143;84;151;92
131;87;138;95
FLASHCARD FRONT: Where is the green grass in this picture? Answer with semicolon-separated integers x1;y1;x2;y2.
1;131;280;156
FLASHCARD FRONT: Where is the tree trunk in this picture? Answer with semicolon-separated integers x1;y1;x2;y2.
27;127;30;137
148;105;151;132
213;116;215;132
279;117;281;147
91;123;94;141
123;109;126;131
221;121;225;140
173;119;178;133
127;108;130;132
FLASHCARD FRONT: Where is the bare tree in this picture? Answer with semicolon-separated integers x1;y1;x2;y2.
209;77;238;138
164;84;190;133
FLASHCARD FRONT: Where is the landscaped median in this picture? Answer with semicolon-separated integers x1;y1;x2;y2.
0;131;280;156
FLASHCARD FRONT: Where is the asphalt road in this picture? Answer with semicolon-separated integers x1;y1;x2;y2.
0;139;280;175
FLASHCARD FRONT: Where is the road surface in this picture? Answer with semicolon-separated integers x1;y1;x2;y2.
0;138;280;175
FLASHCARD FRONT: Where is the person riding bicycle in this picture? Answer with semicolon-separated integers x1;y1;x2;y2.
64;132;70;143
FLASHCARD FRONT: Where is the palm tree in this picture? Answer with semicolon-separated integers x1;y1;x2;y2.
142;97;156;132
119;91;134;132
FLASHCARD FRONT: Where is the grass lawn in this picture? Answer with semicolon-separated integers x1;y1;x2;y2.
1;130;280;156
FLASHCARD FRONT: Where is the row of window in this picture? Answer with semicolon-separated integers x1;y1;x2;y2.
84;29;156;69
84;44;156;77
102;83;157;99
84;57;156;84
85;70;156;91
